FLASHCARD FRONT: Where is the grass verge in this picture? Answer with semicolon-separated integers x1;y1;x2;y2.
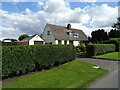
3;60;107;88
94;52;120;61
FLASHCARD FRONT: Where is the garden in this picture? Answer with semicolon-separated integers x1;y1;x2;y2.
2;37;120;88
2;44;108;88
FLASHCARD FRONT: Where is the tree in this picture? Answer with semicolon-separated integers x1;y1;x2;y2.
109;29;120;38
18;34;29;41
11;39;18;42
91;29;109;43
112;17;120;30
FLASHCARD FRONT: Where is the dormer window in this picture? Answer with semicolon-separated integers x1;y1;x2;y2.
74;33;79;37
67;32;79;37
47;31;50;35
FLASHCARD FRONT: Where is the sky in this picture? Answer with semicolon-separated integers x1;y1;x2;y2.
0;0;119;40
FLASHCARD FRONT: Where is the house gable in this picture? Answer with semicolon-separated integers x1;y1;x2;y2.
42;24;56;44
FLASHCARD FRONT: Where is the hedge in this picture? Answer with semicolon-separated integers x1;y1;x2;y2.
104;38;120;52
2;44;76;78
86;44;115;57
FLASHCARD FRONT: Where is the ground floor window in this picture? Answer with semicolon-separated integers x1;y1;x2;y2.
69;41;73;44
49;42;52;44
64;41;67;45
58;40;61;44
79;41;83;45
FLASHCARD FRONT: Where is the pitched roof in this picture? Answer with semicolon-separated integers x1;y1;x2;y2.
22;34;39;41
46;24;88;41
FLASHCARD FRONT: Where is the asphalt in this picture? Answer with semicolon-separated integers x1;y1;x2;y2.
76;58;119;88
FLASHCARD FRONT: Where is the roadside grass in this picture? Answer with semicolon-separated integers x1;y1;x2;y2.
94;52;120;61
3;60;107;88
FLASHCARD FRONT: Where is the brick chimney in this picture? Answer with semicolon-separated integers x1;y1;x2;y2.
67;24;71;30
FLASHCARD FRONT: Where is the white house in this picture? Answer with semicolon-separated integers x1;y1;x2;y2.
42;24;88;46
22;34;45;45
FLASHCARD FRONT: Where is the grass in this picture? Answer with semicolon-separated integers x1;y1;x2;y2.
3;60;107;88
109;38;120;41
94;52;120;61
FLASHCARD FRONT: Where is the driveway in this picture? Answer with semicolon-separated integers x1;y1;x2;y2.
76;58;119;88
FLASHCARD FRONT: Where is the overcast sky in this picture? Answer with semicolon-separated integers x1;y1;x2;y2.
1;0;119;40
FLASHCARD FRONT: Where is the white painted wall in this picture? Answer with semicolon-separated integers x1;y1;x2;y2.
61;40;64;44
42;25;56;44
73;41;79;47
67;41;69;44
55;40;58;44
29;35;45;45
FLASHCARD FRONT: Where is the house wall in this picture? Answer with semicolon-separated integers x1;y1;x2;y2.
67;41;69;44
29;35;45;45
42;25;56;44
55;40;58;44
73;41;79;47
61;40;64;44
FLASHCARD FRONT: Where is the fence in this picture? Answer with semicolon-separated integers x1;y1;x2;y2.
2;41;29;46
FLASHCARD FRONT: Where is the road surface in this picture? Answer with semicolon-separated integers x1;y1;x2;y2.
76;58;119;88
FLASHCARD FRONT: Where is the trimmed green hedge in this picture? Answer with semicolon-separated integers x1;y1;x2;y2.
86;44;115;57
106;38;120;52
2;45;76;78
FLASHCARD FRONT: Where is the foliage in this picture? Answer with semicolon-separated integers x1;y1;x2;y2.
2;45;76;78
105;38;120;52
91;29;109;43
18;34;29;41
76;44;86;57
86;44;115;57
3;60;107;88
94;52;120;61
109;29;120;38
112;17;120;30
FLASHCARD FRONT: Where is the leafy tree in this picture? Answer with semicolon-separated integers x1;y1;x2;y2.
109;29;120;38
91;29;109;43
11;39;18;42
18;34;29;41
112;17;120;30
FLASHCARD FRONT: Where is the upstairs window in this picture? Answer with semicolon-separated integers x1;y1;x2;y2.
47;31;50;35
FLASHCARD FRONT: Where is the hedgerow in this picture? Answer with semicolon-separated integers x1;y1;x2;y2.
86;44;115;57
106;38;120;52
2;45;76;78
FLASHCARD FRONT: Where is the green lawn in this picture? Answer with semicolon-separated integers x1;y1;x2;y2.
109;38;120;41
94;52;120;61
3;60;107;88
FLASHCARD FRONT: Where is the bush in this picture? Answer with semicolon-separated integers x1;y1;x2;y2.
86;44;115;57
76;44;86;57
2;45;76;78
104;38;120;52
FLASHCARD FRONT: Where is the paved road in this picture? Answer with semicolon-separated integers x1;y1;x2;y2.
76;58;119;88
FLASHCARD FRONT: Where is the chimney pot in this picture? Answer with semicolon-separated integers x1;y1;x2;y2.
67;24;71;30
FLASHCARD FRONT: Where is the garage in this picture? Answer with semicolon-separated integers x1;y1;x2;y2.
34;41;43;45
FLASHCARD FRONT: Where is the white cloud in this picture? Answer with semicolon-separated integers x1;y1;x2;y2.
78;0;96;2
86;4;118;28
38;1;44;6
1;0;118;39
25;8;31;14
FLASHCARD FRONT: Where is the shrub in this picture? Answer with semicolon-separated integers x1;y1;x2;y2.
104;38;120;52
2;45;76;78
76;44;86;57
86;44;115;57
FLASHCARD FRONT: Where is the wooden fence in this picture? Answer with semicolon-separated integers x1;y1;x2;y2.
2;41;29;46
